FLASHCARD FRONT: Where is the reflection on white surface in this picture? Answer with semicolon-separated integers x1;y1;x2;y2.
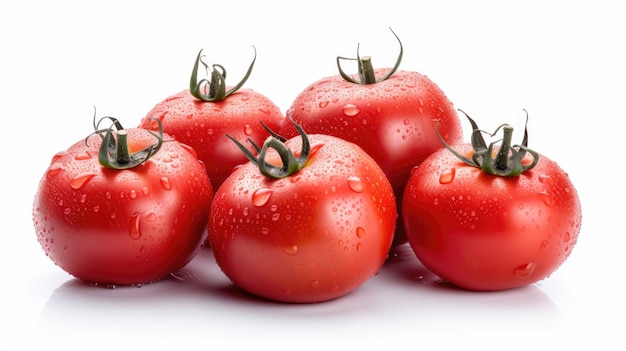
37;244;566;349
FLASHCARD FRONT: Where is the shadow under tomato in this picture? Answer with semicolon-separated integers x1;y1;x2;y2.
378;243;565;330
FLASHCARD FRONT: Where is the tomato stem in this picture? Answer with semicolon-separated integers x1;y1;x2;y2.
115;130;132;164
336;27;403;84
227;116;311;178
90;114;164;170
189;46;256;102
436;110;539;177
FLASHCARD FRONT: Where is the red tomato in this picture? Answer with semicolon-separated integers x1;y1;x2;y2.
139;47;285;191
402;111;582;291
209;120;397;303
32;117;213;285
281;30;463;247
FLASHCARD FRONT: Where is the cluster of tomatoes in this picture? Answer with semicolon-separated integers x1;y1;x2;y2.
32;30;582;303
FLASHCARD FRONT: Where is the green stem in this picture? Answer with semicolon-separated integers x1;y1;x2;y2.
358;56;377;84
336;27;403;85
494;125;513;171
115;130;131;165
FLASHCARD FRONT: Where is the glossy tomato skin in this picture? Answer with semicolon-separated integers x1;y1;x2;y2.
209;134;397;303
32;129;213;285
402;144;582;291
283;68;463;246
139;88;285;191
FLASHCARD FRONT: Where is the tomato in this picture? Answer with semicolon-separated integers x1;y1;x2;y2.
139;47;285;192
402;111;582;291
32;116;213;285
281;29;463;247
209;119;397;303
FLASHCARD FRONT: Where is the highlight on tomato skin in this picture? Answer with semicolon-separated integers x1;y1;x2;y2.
32;118;214;286
209;123;397;303
401;111;583;291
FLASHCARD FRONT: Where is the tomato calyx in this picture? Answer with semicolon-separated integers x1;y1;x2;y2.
189;46;256;102
437;109;539;176
336;27;403;85
89;113;164;170
227;116;311;179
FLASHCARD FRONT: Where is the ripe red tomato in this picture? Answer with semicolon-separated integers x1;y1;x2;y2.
281;29;463;247
32;117;213;285
139;47;285;191
402;111;582;291
209;119;397;303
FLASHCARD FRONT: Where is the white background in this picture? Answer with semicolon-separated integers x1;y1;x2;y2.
2;1;623;350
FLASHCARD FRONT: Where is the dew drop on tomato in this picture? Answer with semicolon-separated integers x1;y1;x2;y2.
563;231;571;243
252;188;273;207
342;103;360;117
513;262;536;279
129;212;142;240
347;176;363;193
243;124;253;136
356;227;365;238
539;190;554;207
282;244;298;256
70;172;96;190
538;174;554;184
439;168;456;184
160;177;172;190
74;151;92;161
46;163;64;178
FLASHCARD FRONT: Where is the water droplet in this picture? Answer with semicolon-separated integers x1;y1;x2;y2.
243;124;253;136
46;163;64;178
318;101;329;108
310;280;320;288
142;187;149;196
513;262;536;278
70;172;96;190
347;176;363;193
342;103;360;116
538;174;554;184
539;190;553;207
160;177;172;190
129;189;137;199
261;227;270;235
356;227;365;238
563;232;571;243
179;143;198;159
356;243;363;251
282;244;298;255
252;188;274;206
539;240;549;250
129;212;142;240
439;168;456;184
74;151;92;161
271;213;281;221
